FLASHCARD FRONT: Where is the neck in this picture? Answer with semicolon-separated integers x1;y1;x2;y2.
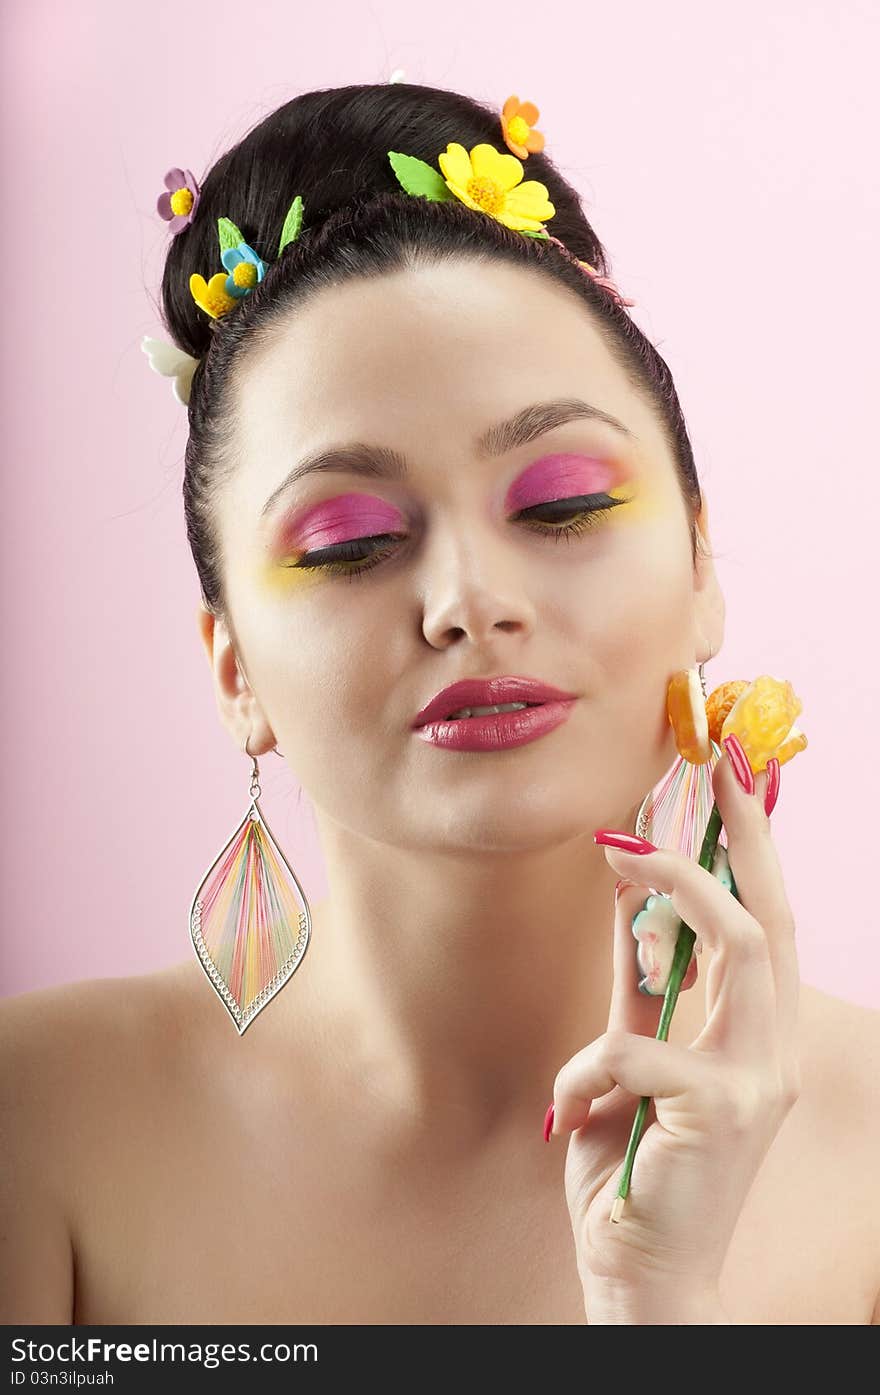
270;802;710;1142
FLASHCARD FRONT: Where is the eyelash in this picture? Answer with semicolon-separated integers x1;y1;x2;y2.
284;493;630;583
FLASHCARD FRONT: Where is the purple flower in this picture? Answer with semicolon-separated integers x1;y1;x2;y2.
157;168;200;234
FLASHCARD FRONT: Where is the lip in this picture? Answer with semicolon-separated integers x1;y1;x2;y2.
414;700;577;751
412;675;578;728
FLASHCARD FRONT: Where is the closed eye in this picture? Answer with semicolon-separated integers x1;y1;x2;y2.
282;492;632;582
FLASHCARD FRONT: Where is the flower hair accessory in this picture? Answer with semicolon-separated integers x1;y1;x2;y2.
157;167;200;233
141;195;305;405
384;95;635;309
143;89;635;403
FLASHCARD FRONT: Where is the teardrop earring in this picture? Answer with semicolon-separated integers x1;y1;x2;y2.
188;736;312;1035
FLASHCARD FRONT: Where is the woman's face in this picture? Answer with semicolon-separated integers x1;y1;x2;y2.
204;258;723;851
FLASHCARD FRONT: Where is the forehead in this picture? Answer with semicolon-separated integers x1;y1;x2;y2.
231;260;665;496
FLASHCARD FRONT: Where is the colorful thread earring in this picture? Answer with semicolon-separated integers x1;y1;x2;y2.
635;655;722;861
631;654;726;996
188;736;312;1035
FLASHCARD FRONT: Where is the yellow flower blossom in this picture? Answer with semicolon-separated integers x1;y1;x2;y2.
189;271;237;320
720;674;808;773
436;142;555;233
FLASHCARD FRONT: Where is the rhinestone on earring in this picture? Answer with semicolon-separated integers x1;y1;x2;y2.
188;736;312;1034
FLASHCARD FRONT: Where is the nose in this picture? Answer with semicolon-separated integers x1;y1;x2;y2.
419;524;537;649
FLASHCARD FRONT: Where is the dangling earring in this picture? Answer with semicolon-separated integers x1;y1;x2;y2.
631;651;722;986
188;736;312;1035
635;648;722;861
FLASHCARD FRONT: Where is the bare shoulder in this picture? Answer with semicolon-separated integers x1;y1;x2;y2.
0;960;199;1071
795;981;880;1166
797;980;880;1104
0;965;196;1323
797;981;880;1321
0;964;201;1151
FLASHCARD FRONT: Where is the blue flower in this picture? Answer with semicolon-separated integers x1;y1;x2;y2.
220;242;268;300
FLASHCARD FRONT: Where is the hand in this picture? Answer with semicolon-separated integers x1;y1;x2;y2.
548;748;802;1321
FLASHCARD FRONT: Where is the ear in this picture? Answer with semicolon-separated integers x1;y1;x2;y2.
692;494;725;666
195;605;277;757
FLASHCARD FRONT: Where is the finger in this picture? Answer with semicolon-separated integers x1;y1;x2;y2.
599;841;777;1070
551;1028;722;1136
713;741;800;1047
607;882;698;1040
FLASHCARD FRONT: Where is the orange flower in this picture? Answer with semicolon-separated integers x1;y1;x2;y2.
705;680;750;744
500;95;545;159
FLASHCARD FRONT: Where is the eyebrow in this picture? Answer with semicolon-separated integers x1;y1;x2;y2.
260;397;636;518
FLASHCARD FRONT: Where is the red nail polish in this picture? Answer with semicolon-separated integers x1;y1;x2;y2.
722;733;755;795
594;830;658;854
543;1102;555;1142
764;757;781;816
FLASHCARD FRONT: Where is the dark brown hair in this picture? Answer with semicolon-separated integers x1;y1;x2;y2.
159;82;705;621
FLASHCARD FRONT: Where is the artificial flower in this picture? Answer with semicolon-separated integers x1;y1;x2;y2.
186;211;296;323
720;674;808;773
157;167;200;233
614;671;806;1215
387;143;554;234
499;95;546;159
189;271;237;320
221;241;268;299
705;679;750;744
140;335;199;406
631;843;736;996
632;893;699;996
437;142;555;232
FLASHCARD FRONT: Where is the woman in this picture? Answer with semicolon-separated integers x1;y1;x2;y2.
2;81;879;1325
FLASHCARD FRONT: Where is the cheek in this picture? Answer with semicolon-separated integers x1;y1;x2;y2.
575;499;696;700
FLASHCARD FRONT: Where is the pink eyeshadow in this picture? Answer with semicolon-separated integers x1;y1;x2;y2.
506;453;617;512
277;492;403;553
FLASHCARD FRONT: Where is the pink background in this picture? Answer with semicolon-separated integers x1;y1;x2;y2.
2;1;878;1008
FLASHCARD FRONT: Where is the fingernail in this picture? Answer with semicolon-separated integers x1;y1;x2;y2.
594;830;658;855
543;1101;555;1142
764;757;781;816
722;733;755;795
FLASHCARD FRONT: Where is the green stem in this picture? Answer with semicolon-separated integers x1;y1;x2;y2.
612;801;724;1216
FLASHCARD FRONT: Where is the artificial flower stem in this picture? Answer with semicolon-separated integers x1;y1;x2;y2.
610;800;724;1224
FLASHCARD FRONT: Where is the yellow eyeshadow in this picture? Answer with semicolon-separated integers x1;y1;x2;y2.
257;553;327;596
604;477;661;527
253;475;662;598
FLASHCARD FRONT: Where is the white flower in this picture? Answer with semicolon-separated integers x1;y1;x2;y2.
140;335;199;407
631;842;739;996
632;894;688;997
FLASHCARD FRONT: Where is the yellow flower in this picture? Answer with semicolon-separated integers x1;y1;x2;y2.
189;271;237;320
436;142;555;233
720;674;808;773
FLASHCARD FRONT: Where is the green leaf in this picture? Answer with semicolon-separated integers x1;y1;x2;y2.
387;151;453;201
277;195;304;256
218;217;245;255
519;228;550;239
